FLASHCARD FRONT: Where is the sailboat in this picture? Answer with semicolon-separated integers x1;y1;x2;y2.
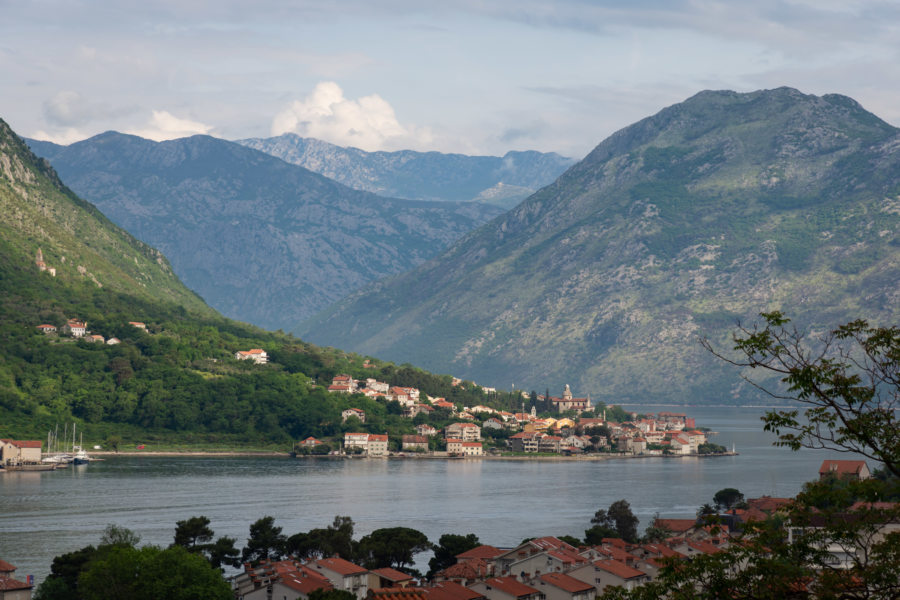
73;430;91;465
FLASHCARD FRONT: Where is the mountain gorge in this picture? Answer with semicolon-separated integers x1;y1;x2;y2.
28;134;504;330
299;88;900;403
236;133;576;208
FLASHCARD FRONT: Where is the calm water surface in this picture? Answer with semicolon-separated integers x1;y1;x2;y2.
0;406;846;583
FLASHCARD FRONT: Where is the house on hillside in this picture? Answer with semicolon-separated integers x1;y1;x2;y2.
342;408;366;423
819;460;870;481
35;324;57;334
128;321;147;330
235;349;268;364
445;422;481;441
401;435;429;452
61;319;86;338
311;557;369;599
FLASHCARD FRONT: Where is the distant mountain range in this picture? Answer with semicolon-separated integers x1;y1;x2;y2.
28;133;504;330
299;88;900;404
236;134;576;208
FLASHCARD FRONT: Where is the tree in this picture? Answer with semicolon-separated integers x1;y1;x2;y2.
172;516;214;551
713;488;745;511
78;545;231;600
206;535;241;570
357;527;432;571
586;500;640;544
701;313;900;478
428;533;480;576
106;435;122;453
243;516;287;563
99;524;141;547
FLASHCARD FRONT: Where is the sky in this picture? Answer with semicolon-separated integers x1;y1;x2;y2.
3;0;900;159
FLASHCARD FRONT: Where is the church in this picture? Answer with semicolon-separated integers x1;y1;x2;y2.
550;384;592;413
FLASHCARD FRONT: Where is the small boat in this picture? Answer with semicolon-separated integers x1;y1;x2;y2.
3;461;57;471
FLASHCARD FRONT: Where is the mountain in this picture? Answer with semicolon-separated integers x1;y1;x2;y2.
1;117;523;445
0;120;211;316
28;133;504;330
236;134;576;208
299;88;900;404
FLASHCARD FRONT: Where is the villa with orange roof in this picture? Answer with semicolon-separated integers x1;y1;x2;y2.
235;348;268;364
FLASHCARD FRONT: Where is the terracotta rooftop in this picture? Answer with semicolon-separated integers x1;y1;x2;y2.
0;559;16;572
315;556;368;575
654;518;696;533
372;567;414;582
539;572;594;593
482;576;539;598
592;559;647;580
370;587;429;600
429;581;486;600
456;545;505;560
819;460;868;476
0;578;32;591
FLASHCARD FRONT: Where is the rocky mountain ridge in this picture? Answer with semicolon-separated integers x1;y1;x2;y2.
236;133;576;208
299;87;900;404
28;133;504;330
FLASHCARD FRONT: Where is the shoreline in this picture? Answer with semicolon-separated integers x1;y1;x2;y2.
85;450;738;460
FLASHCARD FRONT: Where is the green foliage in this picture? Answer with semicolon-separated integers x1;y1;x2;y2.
705;312;900;478
242;516;287;564
78;545;231;600
428;533;480;576
99;524;141;548
713;488;745;511
356;527;432;571
587;500;640;544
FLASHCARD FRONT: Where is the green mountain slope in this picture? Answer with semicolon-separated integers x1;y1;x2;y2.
0;119;520;444
28;133;503;331
299;88;900;404
1;121;212;315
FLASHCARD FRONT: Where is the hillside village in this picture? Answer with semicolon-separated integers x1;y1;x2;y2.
315;376;716;458
25;316;721;461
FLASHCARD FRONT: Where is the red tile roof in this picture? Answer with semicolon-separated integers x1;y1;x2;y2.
482;576;539;598
0;577;32;591
370;587;430;600
372;567;414;582
654;518;696;533
279;571;333;594
315;556;368;575
0;559;16;572
819;460;868;476
539;572;594;593
436;558;490;580
456;545;504;560
429;581;486;600
3;440;42;449
592;559;646;580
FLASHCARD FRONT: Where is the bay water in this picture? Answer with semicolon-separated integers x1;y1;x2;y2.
0;406;849;583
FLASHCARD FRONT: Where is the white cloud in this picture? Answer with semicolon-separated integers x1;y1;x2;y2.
125;110;213;141
30;127;94;146
271;81;433;151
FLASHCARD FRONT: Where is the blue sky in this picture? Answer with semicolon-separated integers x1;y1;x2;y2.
3;0;899;158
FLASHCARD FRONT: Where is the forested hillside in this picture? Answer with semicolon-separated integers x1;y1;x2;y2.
0;118;524;447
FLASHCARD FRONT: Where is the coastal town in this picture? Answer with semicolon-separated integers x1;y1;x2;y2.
14;316;730;465
304;375;722;459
